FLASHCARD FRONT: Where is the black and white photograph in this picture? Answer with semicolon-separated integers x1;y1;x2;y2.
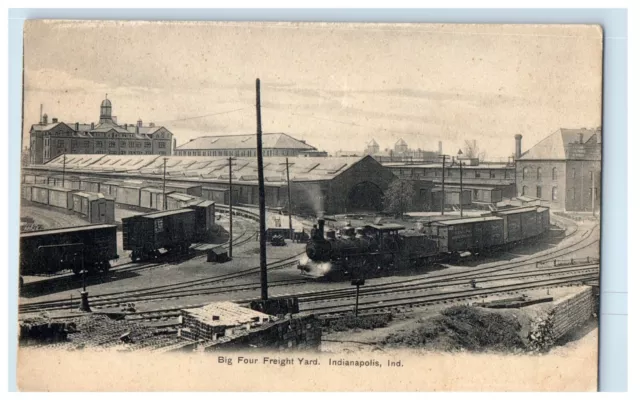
16;20;603;391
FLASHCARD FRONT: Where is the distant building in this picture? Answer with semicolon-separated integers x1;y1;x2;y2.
365;139;380;155
175;133;318;157
28;97;174;164
367;138;442;163
515;128;602;211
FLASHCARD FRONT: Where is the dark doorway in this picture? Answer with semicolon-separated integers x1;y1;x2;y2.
347;181;384;212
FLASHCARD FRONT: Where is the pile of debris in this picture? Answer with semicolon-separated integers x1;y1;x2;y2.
527;312;556;352
383;306;526;352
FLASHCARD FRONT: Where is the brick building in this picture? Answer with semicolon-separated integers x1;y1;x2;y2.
28;97;175;164
175;133;317;157
515;128;601;212
385;159;517;201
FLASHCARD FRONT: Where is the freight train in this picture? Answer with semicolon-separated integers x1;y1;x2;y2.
299;206;551;280
19;203;216;281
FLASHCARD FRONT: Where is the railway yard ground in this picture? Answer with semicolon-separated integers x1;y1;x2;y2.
18;211;600;354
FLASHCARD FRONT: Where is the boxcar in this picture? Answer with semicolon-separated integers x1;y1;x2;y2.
62;176;82;190
163;182;203;197
80;177;108;193
122;208;197;261
48;186;76;210
495;207;539;244
20;224;118;276
188;200;216;238
535;206;551;236
116;184;143;207
166;192;201;210
429;216;504;253
21;185;33;202
100;180;123;198
140;187;167;210
71;191;115;224
31;185;50;205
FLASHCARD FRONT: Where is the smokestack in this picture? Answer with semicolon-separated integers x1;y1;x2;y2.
515;134;523;159
75;122;79;131
317;218;325;238
40;104;43;124
438;141;442;155
579;133;584;144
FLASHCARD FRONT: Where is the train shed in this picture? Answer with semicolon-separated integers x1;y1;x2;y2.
25;154;400;215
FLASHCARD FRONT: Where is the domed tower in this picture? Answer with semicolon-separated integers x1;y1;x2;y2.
99;95;113;124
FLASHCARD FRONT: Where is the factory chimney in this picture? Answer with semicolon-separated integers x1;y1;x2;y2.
39;104;43;124
515;134;523;159
438;140;443;155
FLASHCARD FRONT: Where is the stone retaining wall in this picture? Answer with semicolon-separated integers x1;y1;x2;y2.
528;286;598;351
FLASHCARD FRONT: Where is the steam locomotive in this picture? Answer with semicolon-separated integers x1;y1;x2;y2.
299;206;550;281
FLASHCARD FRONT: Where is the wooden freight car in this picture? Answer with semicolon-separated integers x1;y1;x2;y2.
71;192;115;224
140;186;167;210
428;216;504;254
166;192;201;210
122;208;197;261
163;182;203;197
188;200;216;238
494;206;540;244
29;185;76;210
20;224;118;276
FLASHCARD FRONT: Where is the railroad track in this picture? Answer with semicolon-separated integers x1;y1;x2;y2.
121;265;598;322
20;219;597;315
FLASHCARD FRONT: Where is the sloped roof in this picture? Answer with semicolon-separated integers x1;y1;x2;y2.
367;139;379;146
395;138;407;146
519;128;602;161
30;122;64;132
38;154;379;184
177;133;316;151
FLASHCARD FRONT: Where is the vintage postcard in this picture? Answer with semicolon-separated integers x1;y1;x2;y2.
17;21;602;391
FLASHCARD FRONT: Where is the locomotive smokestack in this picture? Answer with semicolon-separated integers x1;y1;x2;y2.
317;218;325;238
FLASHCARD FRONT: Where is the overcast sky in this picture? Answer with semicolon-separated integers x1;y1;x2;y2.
23;21;602;159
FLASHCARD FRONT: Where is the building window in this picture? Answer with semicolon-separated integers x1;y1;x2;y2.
135;142;141;148
523;167;528;180
144;142;151;148
537;168;542;180
572;168;576;179
536;186;542;198
159;142;166;148
552;167;557;180
552;187;558;201
109;141;116;148
82;141;89;148
71;139;77;147
120;141;126;147
57;140;65;148
522;185;527;196
490;170;496;178
120;151;126;155
129;141;135;147
473;189;479;200
589;171;594;182
475;171;481;178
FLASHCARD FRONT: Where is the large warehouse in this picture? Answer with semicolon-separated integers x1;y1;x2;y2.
23;154;434;215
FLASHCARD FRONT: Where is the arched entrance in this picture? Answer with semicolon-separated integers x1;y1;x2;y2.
347;181;384;212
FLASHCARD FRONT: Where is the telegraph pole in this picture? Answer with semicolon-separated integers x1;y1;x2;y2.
459;160;464;218
256;78;268;301
400;180;404;220
228;156;234;259
592;170;596;217
162;157;168;210
61;152;66;188
285;157;293;240
440;155;447;215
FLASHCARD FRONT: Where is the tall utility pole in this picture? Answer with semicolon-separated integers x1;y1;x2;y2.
592;170;596;216
162;157;168;210
400;180;404;220
61;152;66;188
459;160;464;218
285;157;293;240
228;156;234;259
440;155;447;215
256;78;268;301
